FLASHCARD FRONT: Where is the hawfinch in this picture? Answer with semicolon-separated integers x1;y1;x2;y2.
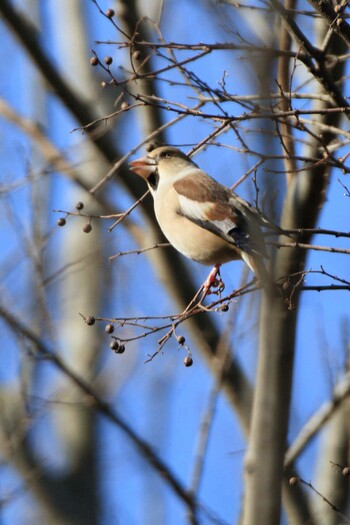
129;146;271;290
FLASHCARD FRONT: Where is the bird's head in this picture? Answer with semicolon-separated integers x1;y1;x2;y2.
129;146;197;189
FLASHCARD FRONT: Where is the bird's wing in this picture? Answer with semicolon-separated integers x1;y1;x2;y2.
231;194;282;233
173;170;266;257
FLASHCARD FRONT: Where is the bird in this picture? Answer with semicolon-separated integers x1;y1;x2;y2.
129;146;273;293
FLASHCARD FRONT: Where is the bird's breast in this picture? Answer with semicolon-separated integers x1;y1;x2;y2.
154;190;241;265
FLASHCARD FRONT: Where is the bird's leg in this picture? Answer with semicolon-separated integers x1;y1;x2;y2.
201;264;224;299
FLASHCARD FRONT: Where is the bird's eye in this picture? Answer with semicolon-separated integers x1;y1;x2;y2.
159;151;172;159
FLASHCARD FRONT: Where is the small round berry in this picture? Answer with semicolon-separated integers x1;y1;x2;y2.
220;304;229;312
57;217;66;227
336;18;343;27
86;316;95;326
177;335;185;345
76;201;84;211
342;466;350;477
121;101;129;110
110;340;119;351
184;356;193;367
282;279;291;291
289;477;299;486
132;50;141;61
105;324;115;334
90;56;99;66
104;56;113;66
83;223;92;233
106;8;115;18
117;344;125;354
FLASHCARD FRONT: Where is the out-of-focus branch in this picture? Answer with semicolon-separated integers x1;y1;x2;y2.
116;0;163;136
0;98;110;198
0;0;120;158
285;372;350;467
277;0;297;182
0;1;257;440
0;303;198;516
270;0;350;114
242;11;347;525
308;0;350;47
312;408;350;524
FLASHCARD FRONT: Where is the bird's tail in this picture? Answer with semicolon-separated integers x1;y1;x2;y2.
242;253;275;296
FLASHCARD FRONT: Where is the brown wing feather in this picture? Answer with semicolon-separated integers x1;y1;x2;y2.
173;171;231;204
174;172;242;223
173;170;266;258
205;202;238;222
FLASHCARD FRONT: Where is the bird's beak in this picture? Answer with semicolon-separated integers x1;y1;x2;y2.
129;156;157;179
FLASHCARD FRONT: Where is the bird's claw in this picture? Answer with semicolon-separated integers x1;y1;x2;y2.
209;277;225;294
201;264;225;299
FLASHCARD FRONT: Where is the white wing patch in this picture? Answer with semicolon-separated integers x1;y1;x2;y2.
177;194;214;221
177;193;244;247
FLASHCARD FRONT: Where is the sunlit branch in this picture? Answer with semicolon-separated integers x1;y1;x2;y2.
270;241;350;255
288;476;350;521
109;243;170;260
